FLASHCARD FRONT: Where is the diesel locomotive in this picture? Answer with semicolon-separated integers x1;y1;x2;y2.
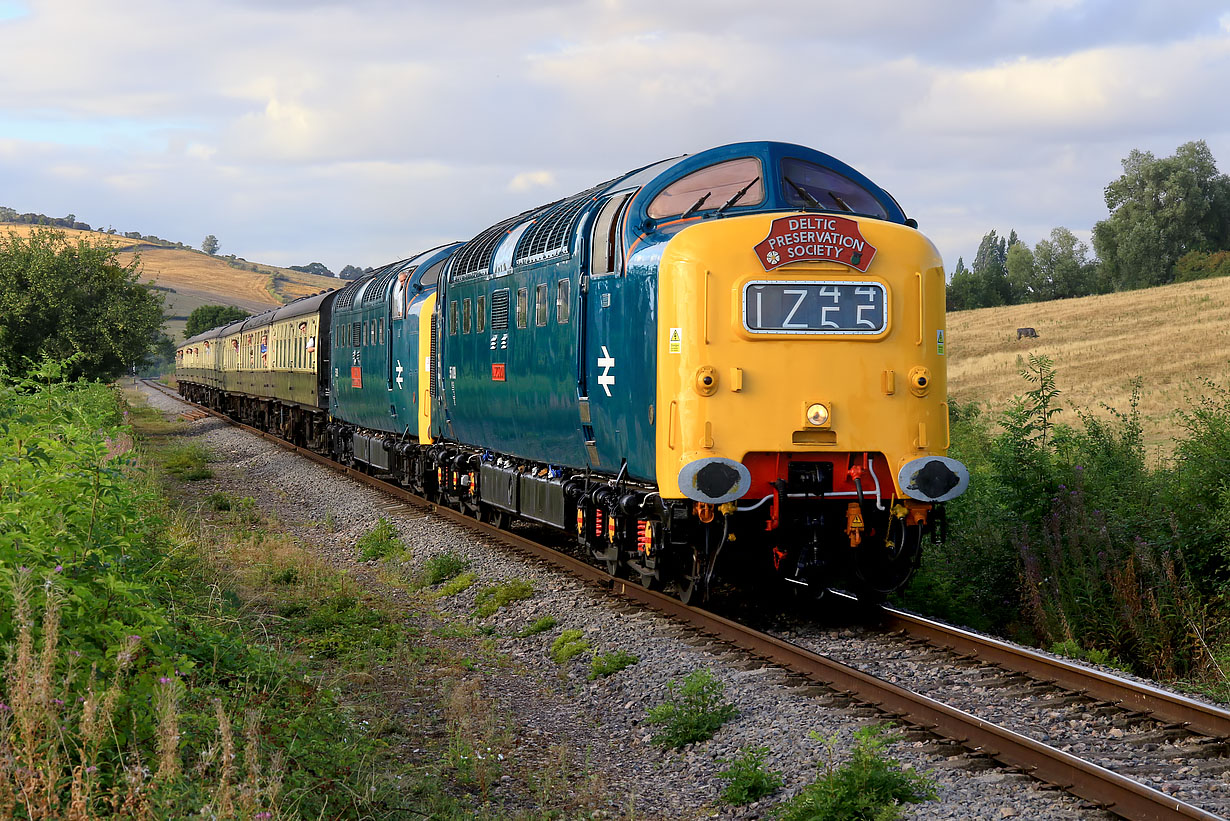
176;140;968;603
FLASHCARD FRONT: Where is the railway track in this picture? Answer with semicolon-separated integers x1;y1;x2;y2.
142;379;1230;821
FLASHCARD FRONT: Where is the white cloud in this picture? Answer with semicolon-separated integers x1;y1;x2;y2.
508;171;556;192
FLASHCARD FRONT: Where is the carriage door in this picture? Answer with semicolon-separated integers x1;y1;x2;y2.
578;191;632;467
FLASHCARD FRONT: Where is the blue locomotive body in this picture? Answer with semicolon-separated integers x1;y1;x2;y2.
178;140;967;603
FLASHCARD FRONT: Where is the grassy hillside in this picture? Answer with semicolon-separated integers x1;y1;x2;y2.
0;224;338;340
947;274;1230;450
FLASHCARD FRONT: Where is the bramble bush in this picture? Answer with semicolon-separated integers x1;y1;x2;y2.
901;355;1230;686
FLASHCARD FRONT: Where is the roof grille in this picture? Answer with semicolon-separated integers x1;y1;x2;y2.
334;277;370;311
515;195;589;264
451;213;528;282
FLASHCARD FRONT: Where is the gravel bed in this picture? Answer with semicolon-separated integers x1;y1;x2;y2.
766;617;1230;814
139;382;1109;819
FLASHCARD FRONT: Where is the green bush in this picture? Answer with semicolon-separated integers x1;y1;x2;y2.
589;649;638;679
422;552;469;585
898;357;1230;683
516;615;558;637
473;578;534;618
355;517;403;561
717;745;782;805
776;725;934;821
549;629;591;664
438;571;477;597
645;670;738;749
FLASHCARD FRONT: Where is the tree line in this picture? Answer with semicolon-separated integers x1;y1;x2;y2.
948;140;1230;311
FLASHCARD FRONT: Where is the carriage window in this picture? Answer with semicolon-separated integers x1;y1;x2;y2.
780;157;888;218
449;301;459;335
462;298;472;334
535;284;549;327
556;279;571;324
476;295;486;334
516;288;528;329
647;157;764;219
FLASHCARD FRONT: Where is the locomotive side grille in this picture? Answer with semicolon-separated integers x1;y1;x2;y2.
491;288;510;331
351;322;361;347
429;314;438;398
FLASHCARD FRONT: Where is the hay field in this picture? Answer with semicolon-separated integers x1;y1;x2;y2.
947;275;1230;450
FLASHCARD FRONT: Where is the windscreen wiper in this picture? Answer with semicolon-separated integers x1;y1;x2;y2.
784;176;821;207
715;176;760;216
829;192;853;212
680;192;711;219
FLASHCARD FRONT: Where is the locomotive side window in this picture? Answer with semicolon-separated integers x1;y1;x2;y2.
516;288;528;329
477;295;486;334
590;192;632;277
462;298;473;334
449;301;459;335
535;284;549;327
781;158;888;219
378;318;384;345
647;157;764;219
556;279;571;324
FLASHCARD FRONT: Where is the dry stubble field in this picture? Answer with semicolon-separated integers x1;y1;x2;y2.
947;274;1230;451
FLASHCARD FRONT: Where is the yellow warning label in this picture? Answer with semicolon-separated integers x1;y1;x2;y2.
668;327;682;354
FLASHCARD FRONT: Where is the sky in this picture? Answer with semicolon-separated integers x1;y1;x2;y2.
1;0;1228;275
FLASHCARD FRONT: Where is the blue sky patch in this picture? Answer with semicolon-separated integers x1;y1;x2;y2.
0;1;29;22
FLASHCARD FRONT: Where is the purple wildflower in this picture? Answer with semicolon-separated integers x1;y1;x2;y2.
55;565;63;573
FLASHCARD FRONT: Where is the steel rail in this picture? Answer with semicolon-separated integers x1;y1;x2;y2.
142;380;1226;821
873;604;1230;740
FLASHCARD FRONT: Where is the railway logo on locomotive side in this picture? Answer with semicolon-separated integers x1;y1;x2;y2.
754;215;876;272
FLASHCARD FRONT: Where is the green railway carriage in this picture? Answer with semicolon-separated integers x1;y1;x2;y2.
176;289;338;448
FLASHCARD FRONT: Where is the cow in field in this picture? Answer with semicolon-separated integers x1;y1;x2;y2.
1017;327;1039;341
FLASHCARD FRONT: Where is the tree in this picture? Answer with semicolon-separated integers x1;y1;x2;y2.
338;264;365;280
1093;140;1230;290
1005;241;1037;301
0;228;165;379
202;234;220;255
290;261;334;277
184;304;250;338
1033;227;1098;300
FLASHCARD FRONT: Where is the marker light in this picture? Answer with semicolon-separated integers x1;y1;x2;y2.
806;403;830;427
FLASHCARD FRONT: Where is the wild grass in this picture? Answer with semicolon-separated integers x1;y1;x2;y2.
354;517;404;561
588;650;638;680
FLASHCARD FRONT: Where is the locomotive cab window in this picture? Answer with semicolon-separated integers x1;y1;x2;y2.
781;158;888;219
462;297;473;334
590;192;632;277
535;284;549;327
647;157;764;220
449;301;459;335
516;287;528;329
556;279;571;324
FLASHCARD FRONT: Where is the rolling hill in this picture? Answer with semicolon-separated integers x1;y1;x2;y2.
947;274;1230;450
0;224;339;340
